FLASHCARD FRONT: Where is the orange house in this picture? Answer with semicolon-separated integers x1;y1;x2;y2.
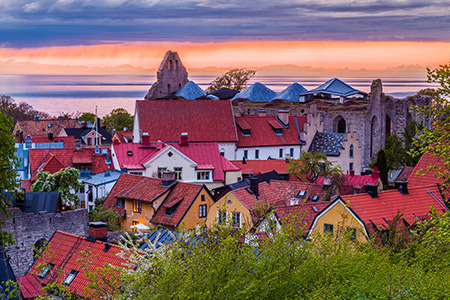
104;173;215;231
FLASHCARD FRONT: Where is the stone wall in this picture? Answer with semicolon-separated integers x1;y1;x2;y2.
1;208;88;277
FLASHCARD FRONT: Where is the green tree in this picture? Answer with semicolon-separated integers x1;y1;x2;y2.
31;167;84;207
79;112;96;124
0;112;19;247
102;108;133;132
287;151;342;183
377;149;388;189
88;204;122;231
412;62;450;190
0;95;50;126
206;68;256;93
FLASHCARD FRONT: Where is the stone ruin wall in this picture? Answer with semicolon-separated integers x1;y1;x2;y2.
2;208;88;277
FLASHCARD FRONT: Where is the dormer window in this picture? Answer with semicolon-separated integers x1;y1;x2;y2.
296;190;306;198
241;129;251;136
163;199;182;216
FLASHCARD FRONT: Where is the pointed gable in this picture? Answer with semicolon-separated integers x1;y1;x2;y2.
175;81;206;100
232;82;276;102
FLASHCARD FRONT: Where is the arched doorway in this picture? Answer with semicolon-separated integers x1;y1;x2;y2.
334;115;346;133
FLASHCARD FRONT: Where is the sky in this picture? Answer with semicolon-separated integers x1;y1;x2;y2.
1;0;449;74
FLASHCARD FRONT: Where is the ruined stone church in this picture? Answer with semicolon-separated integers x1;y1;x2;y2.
144;50;189;99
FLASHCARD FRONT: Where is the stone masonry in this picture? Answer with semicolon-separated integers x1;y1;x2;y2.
145;50;189;99
1;208;88;276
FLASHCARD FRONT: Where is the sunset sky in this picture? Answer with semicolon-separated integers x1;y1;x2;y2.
1;0;449;74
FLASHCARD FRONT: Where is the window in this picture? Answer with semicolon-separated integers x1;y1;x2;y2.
157;167;167;178
349;144;354;158
232;212;241;227
220;151;225;156
324;223;334;235
347;228;357;240
133;200;141;213
255;149;259;159
243;150;248;159
197;171;210;181
63;270;78;286
86;137;92;145
241;129;251;136
129;171;143;176
116;198;125;208
290;148;294;157
337;118;346;133
349;162;353;171
279;148;283;158
174;167;183;180
201;195;205;202
38;263;54;278
274;128;282;135
217;210;227;225
353;188;360;195
131;221;139;232
199;204;207;218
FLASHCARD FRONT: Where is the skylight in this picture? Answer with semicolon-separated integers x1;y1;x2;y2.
296;190;307;198
312;195;319;202
63;270;78;286
38;263;54;278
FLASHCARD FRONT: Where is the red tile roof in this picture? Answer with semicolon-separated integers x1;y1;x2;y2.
136;100;238;142
235;115;306;147
397;166;414;182
342;184;448;229
26;230;130;299
112;142;168;170
273;201;330;233
21;179;32;192
29;148;112;179
408;152;445;186
14;118;79;141
113;141;239;182
18;274;46;299
151;182;204;228
230;159;289;175
316;174;379;194
104;173;174;215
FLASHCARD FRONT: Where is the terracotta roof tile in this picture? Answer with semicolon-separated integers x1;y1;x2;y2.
112;142;168;170
316;174;379;194
236;115;305;147
26;230;131;299
151;182;204;228
137;100;238;142
230;159;289;176
408;152;446;186
14;119;79;139
342;184;448;229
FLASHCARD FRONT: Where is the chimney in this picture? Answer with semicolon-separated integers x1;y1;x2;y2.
323;176;333;187
81;121;88;129
365;184;378;198
162;171;176;187
179;132;188;146
372;166;380;180
349;170;355;176
395;181;408;195
47;132;54;141
34;115;39;123
278;110;290;125
88;222;108;242
58;116;63;122
141;132;150;146
258;109;267;116
249;177;259;198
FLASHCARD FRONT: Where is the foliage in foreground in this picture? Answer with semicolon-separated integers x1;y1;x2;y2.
31;167;83;207
88;204;122;231
112;210;450;300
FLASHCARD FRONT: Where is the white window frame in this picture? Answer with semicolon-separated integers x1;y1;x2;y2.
196;170;212;182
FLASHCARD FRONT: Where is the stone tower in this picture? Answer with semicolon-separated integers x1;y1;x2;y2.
145;50;189;100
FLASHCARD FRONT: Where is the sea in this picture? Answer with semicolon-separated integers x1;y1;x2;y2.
0;74;439;117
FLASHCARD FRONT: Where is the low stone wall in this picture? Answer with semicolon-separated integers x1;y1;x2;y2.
1;207;88;277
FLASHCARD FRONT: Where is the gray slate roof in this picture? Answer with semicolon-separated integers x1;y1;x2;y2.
231;82;276;102
300;78;367;98
308;132;345;156
82;170;122;186
273;83;308;102
175;81;206;100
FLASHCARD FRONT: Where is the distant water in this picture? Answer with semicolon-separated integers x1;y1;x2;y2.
0;74;438;117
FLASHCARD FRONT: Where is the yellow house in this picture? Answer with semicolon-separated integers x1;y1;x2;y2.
307;198;369;243
104;173;215;231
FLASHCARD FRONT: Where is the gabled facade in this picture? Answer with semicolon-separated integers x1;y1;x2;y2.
111;136;241;189
80;170;122;210
235;113;306;161
132;100;238;160
103;173;215;231
206;180;333;233
60;126;112;147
